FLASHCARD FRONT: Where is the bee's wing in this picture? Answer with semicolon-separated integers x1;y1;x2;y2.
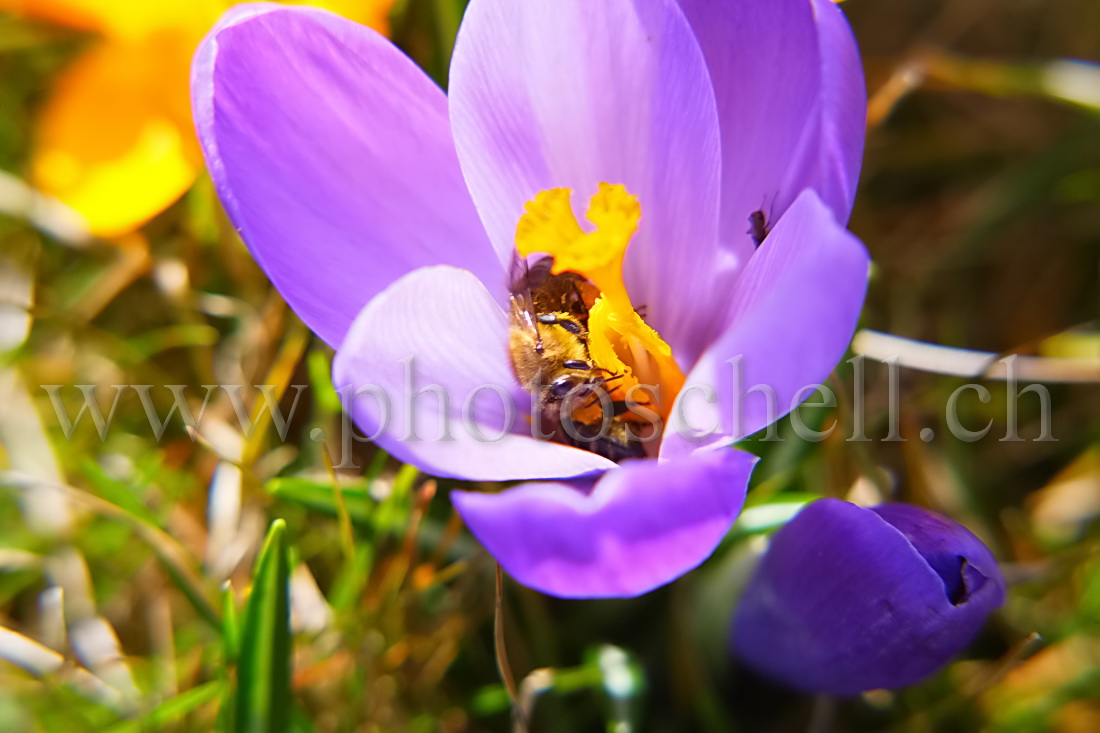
507;254;541;339
510;291;538;332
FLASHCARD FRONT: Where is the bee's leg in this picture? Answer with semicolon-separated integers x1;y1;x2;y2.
578;373;624;409
597;373;624;388
573;386;604;411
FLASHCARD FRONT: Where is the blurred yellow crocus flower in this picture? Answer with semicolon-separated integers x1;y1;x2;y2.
0;0;394;237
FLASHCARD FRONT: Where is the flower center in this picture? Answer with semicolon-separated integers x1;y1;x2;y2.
515;183;685;422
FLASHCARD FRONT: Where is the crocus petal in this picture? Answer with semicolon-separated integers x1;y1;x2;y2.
783;0;866;222
449;0;724;360
662;189;869;459
870;503;1005;605
676;0;865;264
453;448;757;598
332;265;616;482
193;4;499;348
32;36;199;237
733;499;1005;695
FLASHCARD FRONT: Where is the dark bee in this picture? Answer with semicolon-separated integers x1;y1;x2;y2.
507;256;648;461
507;256;599;399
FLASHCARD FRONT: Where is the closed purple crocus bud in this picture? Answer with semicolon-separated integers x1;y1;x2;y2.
732;498;1006;696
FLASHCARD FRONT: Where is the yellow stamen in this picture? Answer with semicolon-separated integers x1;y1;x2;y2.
516;183;685;419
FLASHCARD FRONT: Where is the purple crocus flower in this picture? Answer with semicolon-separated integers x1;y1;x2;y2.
733;499;1007;695
191;0;869;598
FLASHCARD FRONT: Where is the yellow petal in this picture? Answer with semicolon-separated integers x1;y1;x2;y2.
0;0;102;32
15;0;395;238
300;0;394;34
31;36;199;237
0;0;220;39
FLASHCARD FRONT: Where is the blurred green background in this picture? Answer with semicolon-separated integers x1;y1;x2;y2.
1;0;1099;731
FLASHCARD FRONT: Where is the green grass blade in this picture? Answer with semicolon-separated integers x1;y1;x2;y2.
104;680;226;733
235;519;291;733
222;580;240;665
265;477;374;526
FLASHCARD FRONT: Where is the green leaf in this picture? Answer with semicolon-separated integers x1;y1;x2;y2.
103;681;225;733
733;494;818;536
222;581;240;665
235;519;292;733
306;349;342;415
79;457;161;527
327;544;373;612
374;464;419;536
469;685;511;717
265;477;375;526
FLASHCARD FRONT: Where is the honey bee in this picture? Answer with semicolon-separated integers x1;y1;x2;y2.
507;257;652;461
507;256;598;395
